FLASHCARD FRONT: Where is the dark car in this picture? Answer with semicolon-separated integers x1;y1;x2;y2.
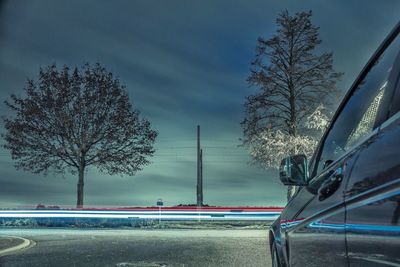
270;22;400;267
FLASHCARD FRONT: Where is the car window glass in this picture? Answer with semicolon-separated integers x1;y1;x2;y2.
388;53;400;117
314;34;400;176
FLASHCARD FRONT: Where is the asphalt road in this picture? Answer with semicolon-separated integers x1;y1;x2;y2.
0;229;271;267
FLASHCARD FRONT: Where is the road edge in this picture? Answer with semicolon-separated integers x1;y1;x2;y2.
0;236;35;256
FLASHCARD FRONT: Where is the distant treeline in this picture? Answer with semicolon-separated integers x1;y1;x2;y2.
0;217;156;228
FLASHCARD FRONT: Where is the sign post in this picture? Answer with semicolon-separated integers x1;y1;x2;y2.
156;198;163;224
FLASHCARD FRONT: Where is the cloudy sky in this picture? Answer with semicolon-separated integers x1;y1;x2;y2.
0;0;399;207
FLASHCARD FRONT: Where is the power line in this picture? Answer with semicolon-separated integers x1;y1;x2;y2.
155;146;244;149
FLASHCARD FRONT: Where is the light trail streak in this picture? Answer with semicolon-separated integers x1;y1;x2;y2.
0;210;281;221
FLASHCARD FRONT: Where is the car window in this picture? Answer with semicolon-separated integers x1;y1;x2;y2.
313;34;400;176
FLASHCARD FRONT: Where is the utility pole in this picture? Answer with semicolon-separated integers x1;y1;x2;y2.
196;125;203;207
200;148;203;206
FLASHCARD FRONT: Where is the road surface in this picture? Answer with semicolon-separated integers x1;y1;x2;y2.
0;229;271;267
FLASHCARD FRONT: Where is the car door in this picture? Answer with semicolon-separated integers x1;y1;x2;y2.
344;28;400;266
281;157;355;267
281;23;400;267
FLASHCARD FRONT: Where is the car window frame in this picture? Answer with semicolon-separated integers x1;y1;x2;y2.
387;46;400;118
308;22;400;180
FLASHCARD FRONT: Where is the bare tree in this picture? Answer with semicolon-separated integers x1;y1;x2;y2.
242;10;342;201
3;63;158;208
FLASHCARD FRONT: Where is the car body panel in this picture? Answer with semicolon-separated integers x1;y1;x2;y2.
345;112;400;266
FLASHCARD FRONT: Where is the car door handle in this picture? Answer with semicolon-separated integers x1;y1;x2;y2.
318;167;343;201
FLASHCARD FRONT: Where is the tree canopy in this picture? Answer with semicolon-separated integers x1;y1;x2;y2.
242;10;342;201
242;10;342;144
3;63;158;207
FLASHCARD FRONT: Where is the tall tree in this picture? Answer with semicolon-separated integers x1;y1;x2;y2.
3;63;158;208
242;10;342;201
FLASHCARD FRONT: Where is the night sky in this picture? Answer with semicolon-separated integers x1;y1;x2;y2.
0;0;399;207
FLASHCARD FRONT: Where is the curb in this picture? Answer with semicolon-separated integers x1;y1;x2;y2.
0;236;34;256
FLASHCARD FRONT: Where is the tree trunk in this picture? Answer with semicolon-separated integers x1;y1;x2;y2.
76;166;84;208
288;89;297;137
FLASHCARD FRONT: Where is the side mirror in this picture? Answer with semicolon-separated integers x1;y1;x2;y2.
279;154;309;186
